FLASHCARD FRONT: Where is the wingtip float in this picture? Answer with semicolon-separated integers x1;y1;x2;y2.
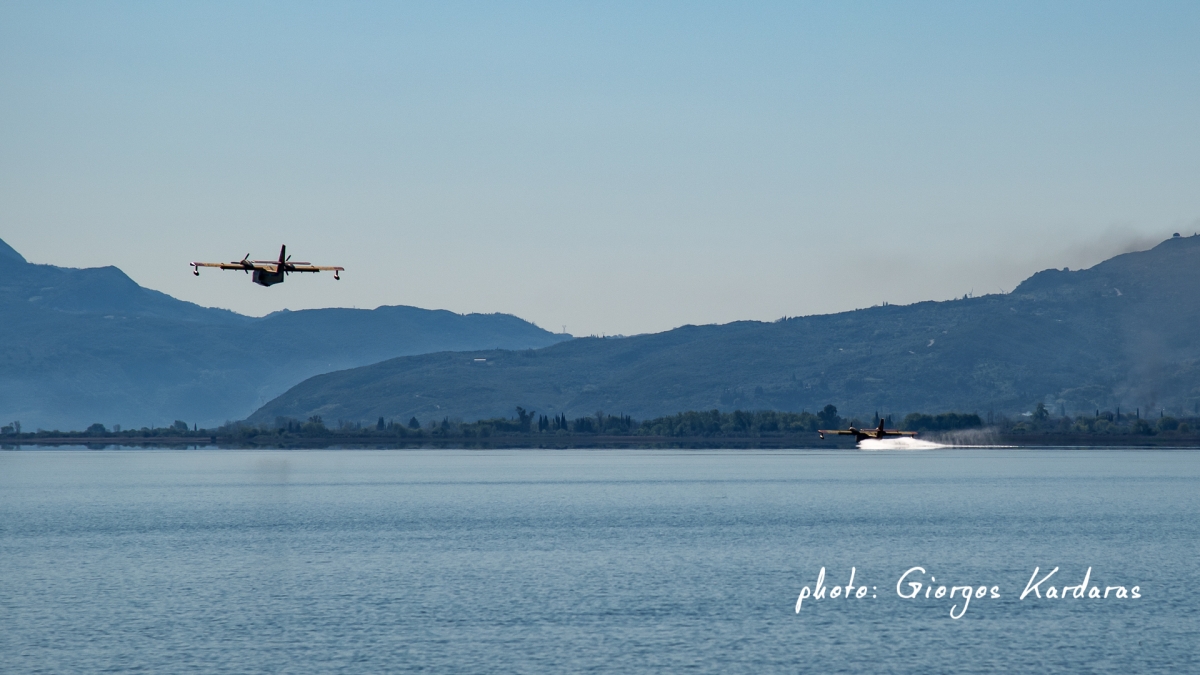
190;245;344;287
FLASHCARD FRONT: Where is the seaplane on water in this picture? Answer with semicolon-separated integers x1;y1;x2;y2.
190;245;344;287
818;419;918;442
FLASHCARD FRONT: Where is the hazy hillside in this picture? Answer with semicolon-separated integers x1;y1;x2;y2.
0;238;570;429
248;235;1200;426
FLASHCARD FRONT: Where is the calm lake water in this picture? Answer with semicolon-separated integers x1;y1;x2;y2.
1;448;1197;674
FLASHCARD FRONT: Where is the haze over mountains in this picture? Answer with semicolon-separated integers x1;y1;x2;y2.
6;235;1198;431
249;235;1200;426
0;238;569;430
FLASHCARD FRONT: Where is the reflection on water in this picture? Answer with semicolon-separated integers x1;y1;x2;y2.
253;455;293;482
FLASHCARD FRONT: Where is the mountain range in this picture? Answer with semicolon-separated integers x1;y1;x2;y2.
0;238;569;430
247;235;1200;426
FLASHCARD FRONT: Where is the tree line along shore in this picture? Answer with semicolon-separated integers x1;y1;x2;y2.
5;404;1199;447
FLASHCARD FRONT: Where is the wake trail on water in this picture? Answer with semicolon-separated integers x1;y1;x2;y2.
857;430;1017;450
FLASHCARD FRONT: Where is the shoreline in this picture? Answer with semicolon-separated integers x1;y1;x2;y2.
6;433;1200;450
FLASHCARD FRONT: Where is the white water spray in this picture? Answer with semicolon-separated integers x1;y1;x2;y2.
857;437;948;451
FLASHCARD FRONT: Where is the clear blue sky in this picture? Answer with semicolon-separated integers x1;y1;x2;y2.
2;1;1198;335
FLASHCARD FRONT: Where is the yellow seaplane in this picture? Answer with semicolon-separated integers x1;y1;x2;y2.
818;419;918;442
191;245;343;287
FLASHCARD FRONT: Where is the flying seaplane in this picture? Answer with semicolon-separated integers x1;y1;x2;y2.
818;419;918;443
190;245;344;287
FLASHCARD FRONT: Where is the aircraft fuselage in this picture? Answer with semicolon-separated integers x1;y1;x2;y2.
252;269;285;286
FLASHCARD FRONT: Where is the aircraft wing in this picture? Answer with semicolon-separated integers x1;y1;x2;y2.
287;265;345;273
818;428;919;440
192;248;343;280
191;261;257;271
